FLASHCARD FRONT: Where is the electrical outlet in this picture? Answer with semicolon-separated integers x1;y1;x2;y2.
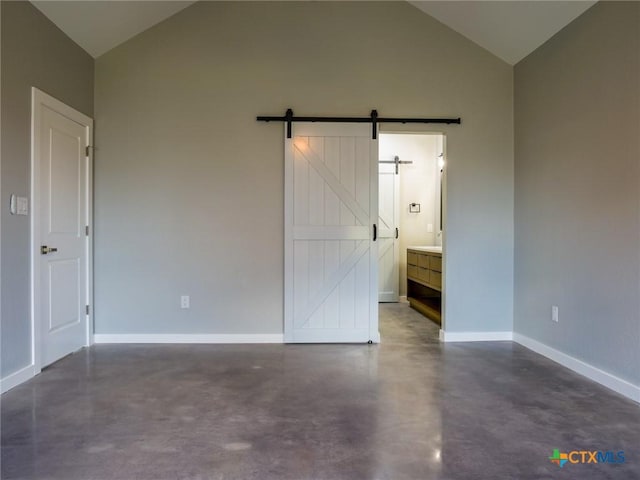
181;295;190;309
551;305;559;322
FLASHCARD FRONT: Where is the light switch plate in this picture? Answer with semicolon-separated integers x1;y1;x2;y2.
16;196;29;215
9;195;29;216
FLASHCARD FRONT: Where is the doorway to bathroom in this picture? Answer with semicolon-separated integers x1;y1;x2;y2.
378;132;445;327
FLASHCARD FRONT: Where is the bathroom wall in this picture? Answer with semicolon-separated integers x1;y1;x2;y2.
379;133;440;297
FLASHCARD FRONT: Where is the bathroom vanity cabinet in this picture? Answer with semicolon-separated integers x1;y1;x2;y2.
406;247;442;325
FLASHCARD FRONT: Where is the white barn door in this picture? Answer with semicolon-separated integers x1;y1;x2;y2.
378;161;399;302
284;123;379;343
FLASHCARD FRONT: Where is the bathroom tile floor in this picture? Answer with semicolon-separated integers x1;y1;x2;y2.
2;303;639;479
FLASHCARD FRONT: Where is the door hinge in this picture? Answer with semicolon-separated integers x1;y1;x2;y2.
85;305;90;315
85;225;90;236
85;145;92;157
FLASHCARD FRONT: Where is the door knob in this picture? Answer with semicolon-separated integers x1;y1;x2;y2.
41;245;58;255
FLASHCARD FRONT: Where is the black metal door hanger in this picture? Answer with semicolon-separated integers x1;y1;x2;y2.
257;109;461;139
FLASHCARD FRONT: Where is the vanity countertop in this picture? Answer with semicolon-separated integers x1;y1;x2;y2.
407;246;442;254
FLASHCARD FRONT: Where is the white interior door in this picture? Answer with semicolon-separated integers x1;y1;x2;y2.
378;161;399;302
284;123;379;343
32;88;93;368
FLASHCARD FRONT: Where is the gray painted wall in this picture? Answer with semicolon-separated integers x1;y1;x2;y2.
94;1;514;335
514;1;640;385
0;1;93;377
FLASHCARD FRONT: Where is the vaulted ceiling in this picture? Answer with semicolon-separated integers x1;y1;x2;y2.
410;1;596;64
31;0;197;58
31;0;597;64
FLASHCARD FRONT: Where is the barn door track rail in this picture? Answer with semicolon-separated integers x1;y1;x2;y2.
257;109;461;139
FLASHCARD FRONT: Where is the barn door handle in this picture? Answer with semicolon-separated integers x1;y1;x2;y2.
373;224;377;241
395;227;399;239
41;245;58;255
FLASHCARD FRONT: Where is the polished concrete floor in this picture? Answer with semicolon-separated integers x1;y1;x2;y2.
2;303;639;480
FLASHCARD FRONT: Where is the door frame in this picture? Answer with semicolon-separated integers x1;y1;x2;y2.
378;129;447;324
30;87;94;373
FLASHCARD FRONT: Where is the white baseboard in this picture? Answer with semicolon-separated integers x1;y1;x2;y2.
439;330;513;342
399;296;409;304
1;364;35;394
513;333;640;404
94;333;284;344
